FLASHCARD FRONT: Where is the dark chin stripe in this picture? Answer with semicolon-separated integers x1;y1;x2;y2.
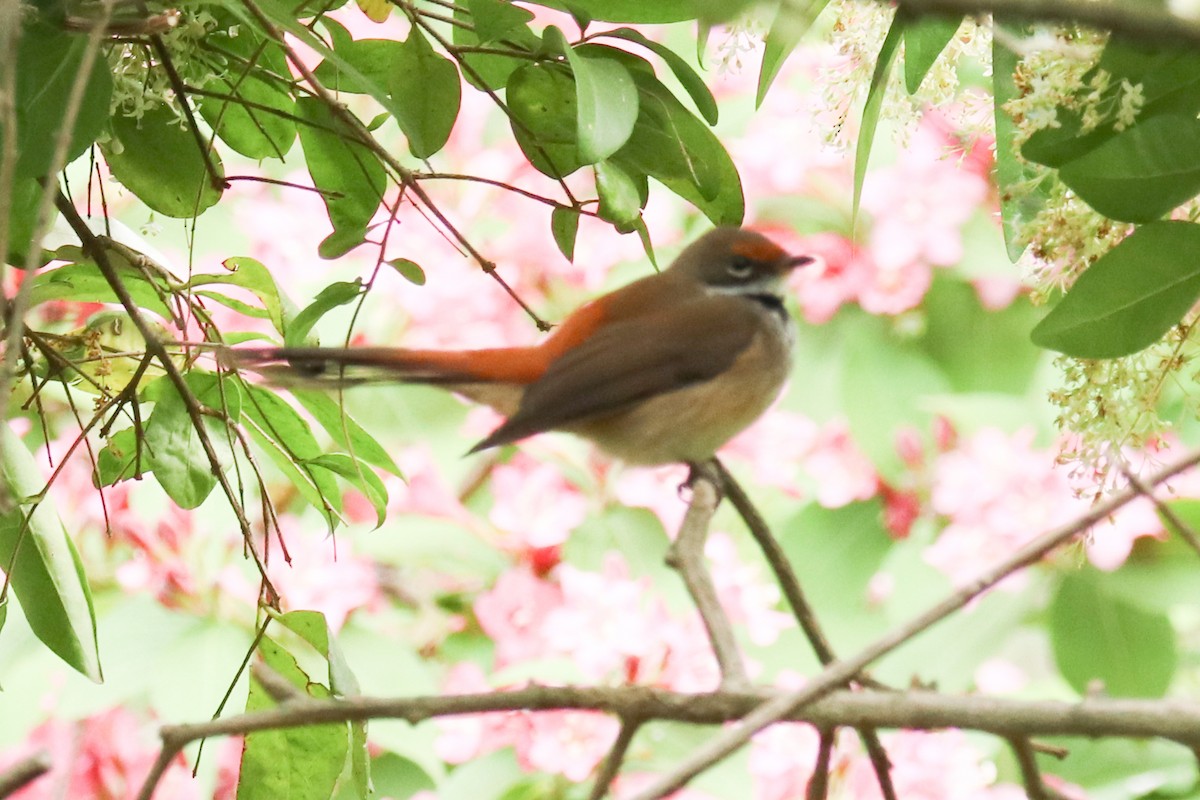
746;292;787;319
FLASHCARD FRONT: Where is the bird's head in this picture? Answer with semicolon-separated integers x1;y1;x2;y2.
670;226;814;294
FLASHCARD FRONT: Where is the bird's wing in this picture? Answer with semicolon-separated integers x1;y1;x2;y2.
471;293;762;451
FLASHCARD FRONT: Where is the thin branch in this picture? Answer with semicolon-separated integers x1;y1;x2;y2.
53;191;278;602
132;683;1200;799
1115;459;1200;559
1009;737;1071;800
0;751;51;799
628;445;1200;800
417;172;599;214
714;460;896;798
666;467;749;689
892;0;1200;45
806;729;834;800
587;718;642;800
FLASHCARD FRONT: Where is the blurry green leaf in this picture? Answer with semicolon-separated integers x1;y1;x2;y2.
525;0;700;22
318;227;369;260
0;424;101;681
313;38;400;95
903;14;961;94
9;21;112;180
361;754;436;800
391;28;462;159
308;453;388;527
1058;115;1200;223
296;97;386;245
293;389;403;476
594;159;644;228
1024;37;1200;168
993;28;1046;261
614;72;743;225
200;34;296;159
565;506;670;581
143;372;239;509
242;385;342;524
7;179;52;266
284;280;364;348
103;106;225;218
1051;569;1177;697
506;63;586;178
388;258;426;285
551;207;580;261
240;626;348;800
756;0;828;106
94;428;142;487
602;28;718;124
548;29;638;163
852;10;904;227
28;260;173;319
468;0;535;42
453;2;540;90
191;257;292;335
1031;221;1200;358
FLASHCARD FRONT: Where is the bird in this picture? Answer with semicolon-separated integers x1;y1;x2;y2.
230;226;813;466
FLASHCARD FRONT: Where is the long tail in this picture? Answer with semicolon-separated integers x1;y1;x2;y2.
223;345;546;387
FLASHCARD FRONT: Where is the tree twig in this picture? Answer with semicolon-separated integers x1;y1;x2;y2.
1115;459;1200;559
0;751;51;799
627;445;1200;800
665;467;749;689
587;717;642;800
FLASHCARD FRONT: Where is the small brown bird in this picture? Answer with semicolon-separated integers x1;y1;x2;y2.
232;227;812;465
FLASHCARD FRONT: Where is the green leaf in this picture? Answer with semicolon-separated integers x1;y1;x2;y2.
602;28;718;125
525;0;701;22
453;2;541;90
614;72;743;225
94;428;143;487
1051;569;1177;697
293;388;403;476
545;29;638;164
903;14;961;94
7;179;52;267
468;0;535;42
550;207;580;261
391;28;462;159
102;106;225;218
0;424;101;681
307;454;388;527
284;280;364;348
1058;114;1200;223
388;258;426;285
239;630;349;800
9;21;112;180
143;372;240;509
992;27;1046;261
191;257;293;335
1030;221;1200;358
313;38;401;95
756;1;829;107
594;159;644;228
241;385;342;524
200;34;296;160
296;97;386;245
506;63;586;178
28;259;173;319
318;227;369;260
852;9;904;227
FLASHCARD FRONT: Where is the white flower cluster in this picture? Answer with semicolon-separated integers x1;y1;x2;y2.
107;8;220;120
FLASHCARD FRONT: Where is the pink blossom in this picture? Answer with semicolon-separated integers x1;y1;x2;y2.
804;420;879;508
612;463;691;533
788;232;873;324
1085;496;1163;571
724;409;819;495
840;729;1016;800
749;722;822;800
0;708;198;800
705;533;790;647
518;711;619;781
474;566;563;667
435;662;530;765
489;453;589;551
265;524;384;631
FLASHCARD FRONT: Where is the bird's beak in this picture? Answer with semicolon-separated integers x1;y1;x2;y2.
781;254;815;272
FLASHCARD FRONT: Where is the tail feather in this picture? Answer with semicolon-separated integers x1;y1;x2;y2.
224;345;546;386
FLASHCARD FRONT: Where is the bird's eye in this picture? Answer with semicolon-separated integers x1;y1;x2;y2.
727;257;754;279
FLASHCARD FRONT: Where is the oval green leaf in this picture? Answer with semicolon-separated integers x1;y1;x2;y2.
391;28;462;159
103;106;225;218
1051;569;1177;697
603;28;718;125
551;207;580;262
506;63;585;178
1058;114;1200;223
1031;221;1200;358
595;159;644;228
296;97;386;240
0;425;102;681
549;29;638;164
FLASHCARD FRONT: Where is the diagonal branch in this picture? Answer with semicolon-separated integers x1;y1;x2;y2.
628;445;1200;800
